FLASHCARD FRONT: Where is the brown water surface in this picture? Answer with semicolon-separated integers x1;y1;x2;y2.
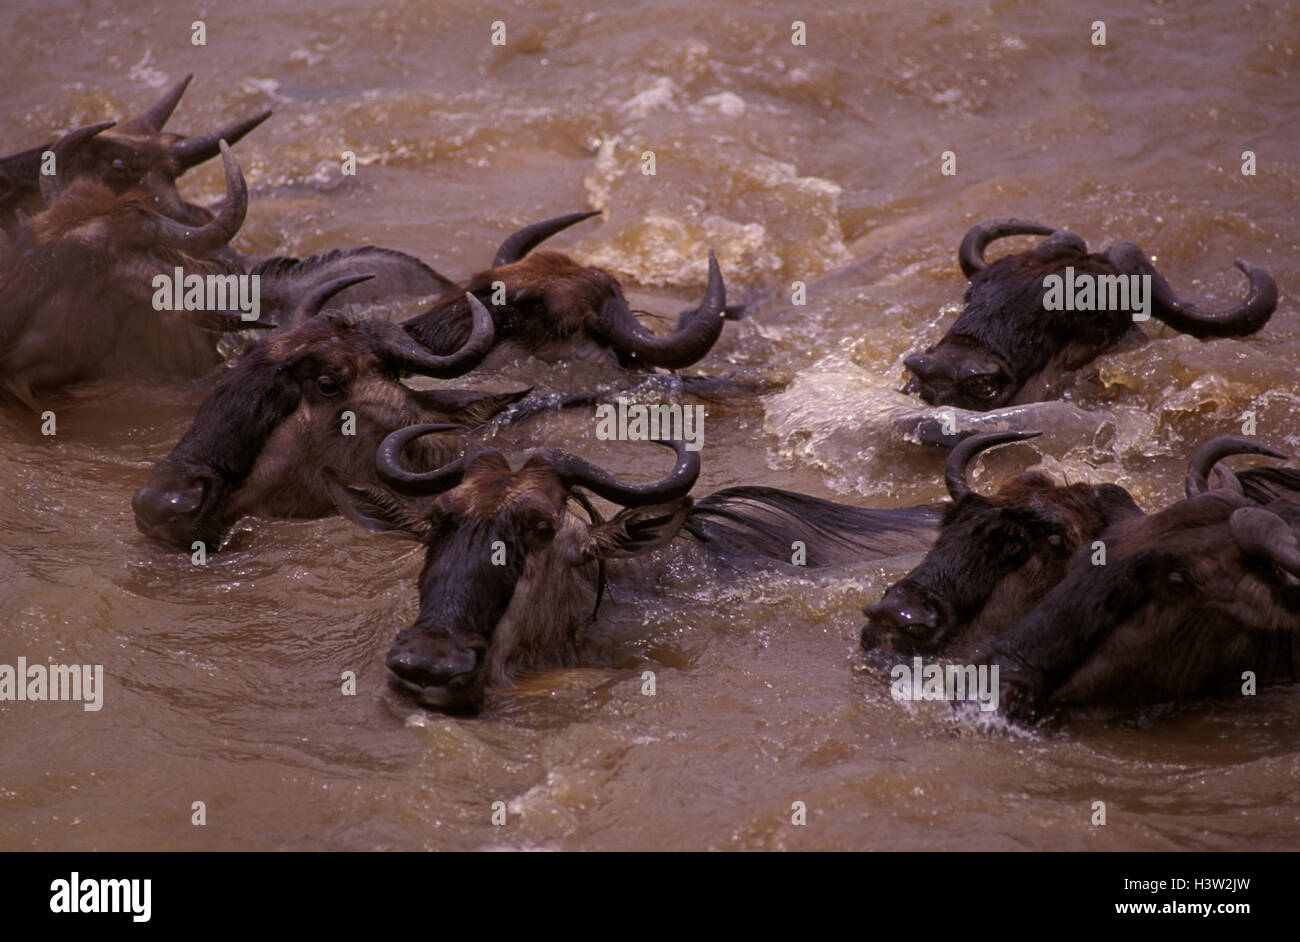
1;0;1298;850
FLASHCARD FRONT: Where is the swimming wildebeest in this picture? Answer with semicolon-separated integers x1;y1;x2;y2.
992;485;1300;723
1;130;451;403
859;433;1294;657
0;139;251;404
401;210;739;369
859;430;1144;655
325;426;702;712
132;281;522;551
132;245;720;551
902;219;1278;410
0;74;271;234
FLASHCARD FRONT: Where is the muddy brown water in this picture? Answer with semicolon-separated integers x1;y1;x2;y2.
2;0;1298;850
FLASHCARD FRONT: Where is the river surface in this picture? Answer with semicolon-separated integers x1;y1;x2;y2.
1;0;1298;850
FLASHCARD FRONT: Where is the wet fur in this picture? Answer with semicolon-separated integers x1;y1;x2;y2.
994;494;1300;720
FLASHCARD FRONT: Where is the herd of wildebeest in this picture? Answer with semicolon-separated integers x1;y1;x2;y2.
2;77;1297;722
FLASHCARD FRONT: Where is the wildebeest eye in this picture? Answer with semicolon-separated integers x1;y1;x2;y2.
524;518;557;545
1046;534;1066;549
316;375;342;397
1166;570;1187;588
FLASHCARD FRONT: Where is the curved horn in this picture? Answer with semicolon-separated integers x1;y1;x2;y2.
1184;436;1286;498
294;273;375;321
492;210;601;267
142;140;246;252
39;121;116;203
1211;466;1244;496
1105;242;1277;338
140;74;193;130
172;109;273;172
362;293;495;378
1230;507;1300;577
543;438;700;507
597;251;726;369
186;266;357;334
958;219;1057;278
375;423;483;493
945;430;1043;501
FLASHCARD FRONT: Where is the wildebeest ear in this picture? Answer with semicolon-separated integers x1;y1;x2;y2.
321;467;430;541
409;387;532;427
581;497;692;561
1093;484;1143;525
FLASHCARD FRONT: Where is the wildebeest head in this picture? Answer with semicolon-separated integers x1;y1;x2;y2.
994;488;1300;723
861;430;1143;655
0;139;249;405
903;219;1278;410
404;211;737;370
0;75;270;230
326;427;700;712
132;284;501;551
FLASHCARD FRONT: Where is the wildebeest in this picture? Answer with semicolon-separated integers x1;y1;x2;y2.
325;425;701;711
0;75;271;233
1;130;454;403
859;432;1292;657
0;139;251;405
902;219;1278;409
992;486;1300;723
402;211;738;370
859;430;1144;655
133;249;727;552
132;282;512;551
